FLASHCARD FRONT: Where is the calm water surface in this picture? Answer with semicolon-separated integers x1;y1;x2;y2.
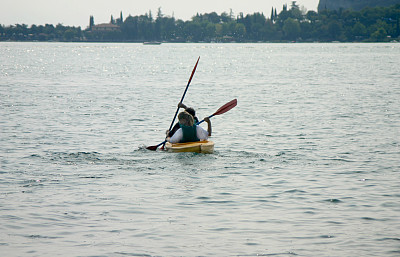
1;42;400;256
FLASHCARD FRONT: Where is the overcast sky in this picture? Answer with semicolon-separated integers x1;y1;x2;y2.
2;0;319;28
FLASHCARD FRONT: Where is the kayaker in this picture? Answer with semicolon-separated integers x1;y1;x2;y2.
167;102;199;137
166;111;211;143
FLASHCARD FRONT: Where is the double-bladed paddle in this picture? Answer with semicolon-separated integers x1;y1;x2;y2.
146;99;237;151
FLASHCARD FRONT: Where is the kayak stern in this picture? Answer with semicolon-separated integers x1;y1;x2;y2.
165;140;214;154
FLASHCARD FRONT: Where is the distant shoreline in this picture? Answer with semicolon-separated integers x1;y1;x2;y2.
2;4;399;43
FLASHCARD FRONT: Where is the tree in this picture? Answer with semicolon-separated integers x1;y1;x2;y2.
264;19;279;40
204;22;216;40
234;23;246;41
271;7;275;20
44;24;55;40
352;22;367;40
215;23;223;38
291;1;299;10
159;16;177;41
220;12;232;22
328;20;343;40
89;16;94;29
289;3;304;21
64;29;75;41
205;12;221;23
283;18;300;40
306;11;318;23
184;22;202;41
370;27;387;41
121;15;138;40
117;11;123;25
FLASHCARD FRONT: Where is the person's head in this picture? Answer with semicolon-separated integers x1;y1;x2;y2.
185;107;196;117
178;111;194;126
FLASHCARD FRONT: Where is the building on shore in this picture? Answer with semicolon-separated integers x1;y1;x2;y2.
91;23;120;32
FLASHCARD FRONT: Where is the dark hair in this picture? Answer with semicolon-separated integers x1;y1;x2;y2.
186;107;196;117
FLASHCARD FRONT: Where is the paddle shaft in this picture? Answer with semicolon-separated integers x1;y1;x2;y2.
167;57;200;133
196;114;215;125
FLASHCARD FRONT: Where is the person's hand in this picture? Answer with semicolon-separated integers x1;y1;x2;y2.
166;130;170;135
178;102;187;109
204;117;210;122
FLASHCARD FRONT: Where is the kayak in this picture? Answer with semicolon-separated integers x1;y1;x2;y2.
165;140;214;153
165;140;214;154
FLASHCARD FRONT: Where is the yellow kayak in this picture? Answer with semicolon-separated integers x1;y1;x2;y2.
165;140;214;154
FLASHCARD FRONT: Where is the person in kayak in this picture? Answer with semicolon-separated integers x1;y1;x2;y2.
167;102;199;138
167;111;211;143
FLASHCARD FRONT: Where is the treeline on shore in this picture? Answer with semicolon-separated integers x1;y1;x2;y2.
1;3;400;43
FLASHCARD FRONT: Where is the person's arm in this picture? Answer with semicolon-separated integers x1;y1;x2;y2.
178;102;187;109
169;128;183;143
168;123;180;137
204;117;212;137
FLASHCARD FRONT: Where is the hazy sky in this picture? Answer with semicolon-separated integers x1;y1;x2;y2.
2;0;320;28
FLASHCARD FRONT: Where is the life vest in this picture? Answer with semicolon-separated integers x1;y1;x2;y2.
179;124;199;143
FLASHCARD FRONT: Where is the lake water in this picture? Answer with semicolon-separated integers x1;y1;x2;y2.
1;42;399;256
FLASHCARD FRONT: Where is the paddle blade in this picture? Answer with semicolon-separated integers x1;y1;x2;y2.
146;145;159;151
212;99;237;116
146;140;167;151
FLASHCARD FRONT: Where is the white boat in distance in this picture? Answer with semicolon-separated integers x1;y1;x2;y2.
143;42;162;45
